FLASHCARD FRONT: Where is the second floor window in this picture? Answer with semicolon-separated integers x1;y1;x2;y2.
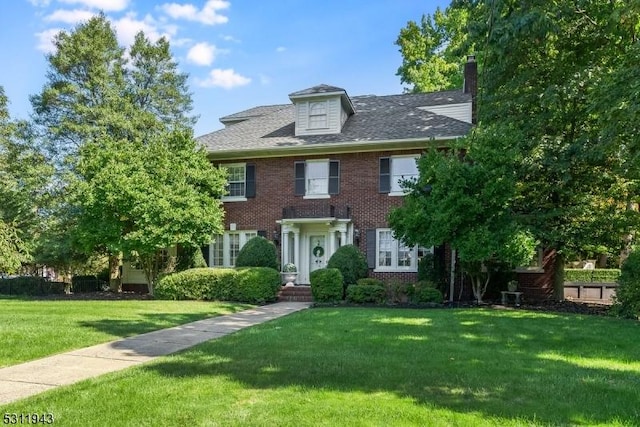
295;160;340;198
221;163;256;200
379;155;419;195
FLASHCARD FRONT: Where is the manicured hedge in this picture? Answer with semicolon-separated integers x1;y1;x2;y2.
564;268;621;283
310;268;343;303
232;267;282;304
155;267;281;303
0;277;66;296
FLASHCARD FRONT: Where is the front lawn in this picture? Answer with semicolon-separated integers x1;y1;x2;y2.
2;307;639;425
0;298;251;367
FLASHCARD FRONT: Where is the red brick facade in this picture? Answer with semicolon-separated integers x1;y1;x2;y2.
219;149;423;283
217;149;555;301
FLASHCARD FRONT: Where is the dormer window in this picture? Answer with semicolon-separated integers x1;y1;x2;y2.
308;101;328;129
289;84;355;136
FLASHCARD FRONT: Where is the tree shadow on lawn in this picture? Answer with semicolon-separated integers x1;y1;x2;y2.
77;302;248;337
143;308;640;425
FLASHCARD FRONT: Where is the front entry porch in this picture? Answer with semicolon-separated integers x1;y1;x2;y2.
278;218;353;284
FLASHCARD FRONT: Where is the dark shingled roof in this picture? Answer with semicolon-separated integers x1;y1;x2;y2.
288;84;347;97
198;89;472;155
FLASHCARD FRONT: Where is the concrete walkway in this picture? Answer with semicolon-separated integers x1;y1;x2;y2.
0;302;311;405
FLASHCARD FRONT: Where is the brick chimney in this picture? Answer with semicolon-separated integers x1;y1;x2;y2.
464;55;478;124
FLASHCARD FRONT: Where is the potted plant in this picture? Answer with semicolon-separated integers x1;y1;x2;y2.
282;263;298;287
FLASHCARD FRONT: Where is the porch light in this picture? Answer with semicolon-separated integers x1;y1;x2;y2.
354;228;361;246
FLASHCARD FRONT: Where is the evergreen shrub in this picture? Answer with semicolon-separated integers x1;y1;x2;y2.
235;236;278;270
326;244;368;296
310;268;343;302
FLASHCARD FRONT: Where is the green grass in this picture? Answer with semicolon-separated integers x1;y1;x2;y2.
0;297;251;367
2;307;640;426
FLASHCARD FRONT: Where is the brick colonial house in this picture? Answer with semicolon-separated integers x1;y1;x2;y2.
123;57;555;300
194;58;479;290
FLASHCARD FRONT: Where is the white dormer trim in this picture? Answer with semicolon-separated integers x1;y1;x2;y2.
289;86;355;137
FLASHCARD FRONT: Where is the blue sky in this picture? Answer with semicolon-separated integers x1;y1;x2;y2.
0;0;448;136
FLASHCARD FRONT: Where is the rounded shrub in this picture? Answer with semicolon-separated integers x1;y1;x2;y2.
346;284;386;304
310;268;343;303
235;236;278;270
613;251;640;318
326;244;368;293
233;267;281;304
414;285;444;304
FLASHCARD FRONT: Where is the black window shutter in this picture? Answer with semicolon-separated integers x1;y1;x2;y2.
294;162;306;196
200;245;210;267
366;229;377;269
379;158;390;193
328;160;340;195
245;164;256;198
257;230;267;238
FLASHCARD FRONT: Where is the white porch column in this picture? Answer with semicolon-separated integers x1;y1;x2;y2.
293;229;300;268
340;230;347;247
327;230;335;259
281;231;289;269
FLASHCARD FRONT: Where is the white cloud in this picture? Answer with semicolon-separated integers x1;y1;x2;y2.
198;68;250;89
35;28;62;53
187;42;218;66
58;0;130;12
113;13;175;46
276;46;286;53
161;0;230;25
28;0;51;6
221;34;240;42
45;9;96;24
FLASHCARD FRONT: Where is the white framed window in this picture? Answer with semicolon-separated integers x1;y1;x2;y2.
221;163;255;201
375;229;432;272
306;160;329;196
226;164;246;197
209;231;258;267
390;155;419;194
308;101;328;129
294;160;339;198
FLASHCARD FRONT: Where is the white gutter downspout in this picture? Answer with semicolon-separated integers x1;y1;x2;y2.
449;249;456;303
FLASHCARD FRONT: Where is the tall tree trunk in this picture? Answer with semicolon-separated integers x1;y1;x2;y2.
552;251;565;301
108;253;122;293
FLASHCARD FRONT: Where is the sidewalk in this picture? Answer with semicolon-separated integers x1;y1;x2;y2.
0;301;311;405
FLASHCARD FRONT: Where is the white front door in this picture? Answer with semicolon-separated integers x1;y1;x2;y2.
309;235;327;276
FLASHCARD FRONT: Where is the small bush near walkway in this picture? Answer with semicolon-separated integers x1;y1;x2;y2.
346;282;386;304
155;267;281;304
232;267;281;304
310;268;343;302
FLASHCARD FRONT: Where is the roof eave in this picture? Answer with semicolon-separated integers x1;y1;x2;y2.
206;135;462;161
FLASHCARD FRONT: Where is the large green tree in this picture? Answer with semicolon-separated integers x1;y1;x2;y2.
0;87;52;273
395;3;473;92
31;14;224;293
389;132;536;302
395;1;640;300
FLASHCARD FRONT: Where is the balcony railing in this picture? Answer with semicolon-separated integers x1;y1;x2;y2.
282;203;351;220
